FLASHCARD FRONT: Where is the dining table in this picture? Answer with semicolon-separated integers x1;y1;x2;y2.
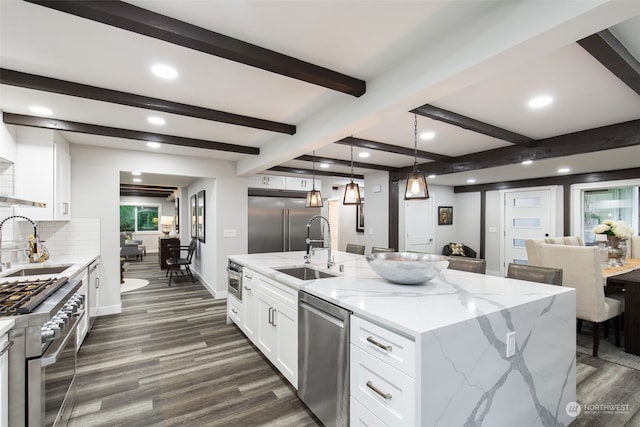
604;258;640;355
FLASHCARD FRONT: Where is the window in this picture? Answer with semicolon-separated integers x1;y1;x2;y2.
120;205;159;232
582;186;638;244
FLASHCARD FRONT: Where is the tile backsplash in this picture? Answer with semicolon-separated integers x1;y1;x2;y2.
9;218;101;262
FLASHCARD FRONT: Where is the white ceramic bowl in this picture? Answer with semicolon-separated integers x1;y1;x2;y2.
366;252;449;285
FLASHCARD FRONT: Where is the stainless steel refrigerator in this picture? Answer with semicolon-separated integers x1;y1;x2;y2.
248;196;323;253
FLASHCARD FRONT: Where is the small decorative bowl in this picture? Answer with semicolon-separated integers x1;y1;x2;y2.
366;252;449;285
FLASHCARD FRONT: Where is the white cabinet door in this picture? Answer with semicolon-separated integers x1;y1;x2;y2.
256;292;277;359
53;139;71;219
248;174;286;189
0;333;8;427
242;270;258;340
227;294;242;326
75;269;89;351
285;177;321;192
274;302;297;387
88;259;100;318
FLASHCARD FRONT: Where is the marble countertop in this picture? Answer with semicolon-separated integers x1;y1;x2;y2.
229;251;574;337
0;318;14;336
0;254;100;283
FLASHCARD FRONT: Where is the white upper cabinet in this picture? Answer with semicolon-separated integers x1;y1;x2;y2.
284;177;321;192
16;128;71;220
248;174;286;190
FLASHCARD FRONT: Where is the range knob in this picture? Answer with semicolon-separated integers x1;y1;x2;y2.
41;328;55;344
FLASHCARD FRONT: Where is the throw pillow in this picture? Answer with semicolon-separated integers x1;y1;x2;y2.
449;242;466;256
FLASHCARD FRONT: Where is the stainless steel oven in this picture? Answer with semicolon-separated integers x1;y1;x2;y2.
227;260;243;300
3;277;84;427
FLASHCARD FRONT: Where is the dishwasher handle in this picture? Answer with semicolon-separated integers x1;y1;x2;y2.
299;301;345;328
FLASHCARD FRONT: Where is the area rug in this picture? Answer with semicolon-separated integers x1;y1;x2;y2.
121;278;150;293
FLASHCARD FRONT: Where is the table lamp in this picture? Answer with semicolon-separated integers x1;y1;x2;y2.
160;216;173;236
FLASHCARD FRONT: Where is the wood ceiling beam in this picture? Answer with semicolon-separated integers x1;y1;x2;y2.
26;0;366;97
295;155;397;172
335;137;453;162
396;119;640;176
268;166;364;180
578;29;640;97
3;113;260;155
411;104;534;144
0;68;296;135
120;190;172;198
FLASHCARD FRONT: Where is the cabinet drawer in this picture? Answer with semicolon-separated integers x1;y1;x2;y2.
227;295;242;326
351;316;415;377
351;397;388;427
258;275;297;310
351;345;415;427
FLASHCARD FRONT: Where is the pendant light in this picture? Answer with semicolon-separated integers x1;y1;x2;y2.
306;150;323;207
405;113;430;200
343;138;362;205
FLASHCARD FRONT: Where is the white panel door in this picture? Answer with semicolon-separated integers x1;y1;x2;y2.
504;189;553;266
404;199;435;253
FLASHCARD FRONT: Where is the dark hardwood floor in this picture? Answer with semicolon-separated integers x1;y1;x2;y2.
70;255;640;426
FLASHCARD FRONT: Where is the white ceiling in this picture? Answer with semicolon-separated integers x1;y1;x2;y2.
1;0;639;190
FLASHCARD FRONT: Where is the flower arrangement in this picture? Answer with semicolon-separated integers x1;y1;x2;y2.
592;220;634;239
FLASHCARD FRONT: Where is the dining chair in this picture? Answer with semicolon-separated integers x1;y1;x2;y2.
631;235;640;258
525;236;584;266
538;243;622;357
166;238;197;286
371;247;395;254
506;263;562;286
345;243;365;255
446;257;486;274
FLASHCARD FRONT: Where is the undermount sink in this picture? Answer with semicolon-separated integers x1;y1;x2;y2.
2;264;73;277
275;266;339;281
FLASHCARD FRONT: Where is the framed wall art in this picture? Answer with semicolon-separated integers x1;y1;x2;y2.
197;190;206;242
438;206;453;225
356;202;365;233
190;194;197;239
174;197;179;233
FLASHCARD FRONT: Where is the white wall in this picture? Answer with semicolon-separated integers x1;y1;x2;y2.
0;123;16;163
362;171;389;253
454;192;481;253
71;143;246;316
485;190;501;275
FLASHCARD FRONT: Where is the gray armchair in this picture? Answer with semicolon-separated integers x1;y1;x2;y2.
120;233;144;260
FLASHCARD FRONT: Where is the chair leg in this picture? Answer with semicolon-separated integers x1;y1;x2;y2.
604;321;609;339
592;322;600;358
185;266;194;282
577;319;582;334
168;266;174;286
614;316;621;347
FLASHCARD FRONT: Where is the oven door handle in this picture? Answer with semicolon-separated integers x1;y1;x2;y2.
0;340;13;356
41;309;84;367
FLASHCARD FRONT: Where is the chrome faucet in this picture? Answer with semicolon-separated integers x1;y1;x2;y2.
0;215;38;271
305;215;334;269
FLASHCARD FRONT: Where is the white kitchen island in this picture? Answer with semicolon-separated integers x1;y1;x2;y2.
228;251;576;426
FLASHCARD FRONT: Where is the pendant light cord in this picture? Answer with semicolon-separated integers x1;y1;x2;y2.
312;150;316;190
350;138;355;182
413;113;418;170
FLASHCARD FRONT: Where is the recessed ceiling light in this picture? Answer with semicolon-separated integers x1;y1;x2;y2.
558;167;571;173
467;178;476;183
521;160;533;165
358;152;370;158
528;95;553;109
147;116;165;125
131;172;141;176
29;105;52;115
427;174;436;179
420;131;435;140
319;163;329;169
147;142;161;148
132;178;142;183
151;64;178;79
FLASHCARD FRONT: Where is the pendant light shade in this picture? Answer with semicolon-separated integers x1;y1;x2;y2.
405;114;430;200
306;151;323;208
343;138;362;205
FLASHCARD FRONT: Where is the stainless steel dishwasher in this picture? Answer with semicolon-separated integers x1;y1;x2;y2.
298;291;351;427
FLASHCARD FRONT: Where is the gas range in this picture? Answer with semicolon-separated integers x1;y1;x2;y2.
1;276;85;426
0;276;70;315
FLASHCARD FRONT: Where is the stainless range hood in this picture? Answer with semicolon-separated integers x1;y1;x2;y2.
0;196;46;208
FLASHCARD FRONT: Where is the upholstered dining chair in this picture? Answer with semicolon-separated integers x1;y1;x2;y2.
631;235;640;259
538;243;622;357
371;247;395;254
525;236;584;266
447;257;486;274
345;243;365;255
506;263;563;286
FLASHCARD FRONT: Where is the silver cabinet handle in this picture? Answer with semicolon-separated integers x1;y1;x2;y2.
231;308;238;315
367;336;392;351
0;340;13;357
272;309;277;327
243;286;252;291
268;307;273;325
244;274;253;280
366;380;392;400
